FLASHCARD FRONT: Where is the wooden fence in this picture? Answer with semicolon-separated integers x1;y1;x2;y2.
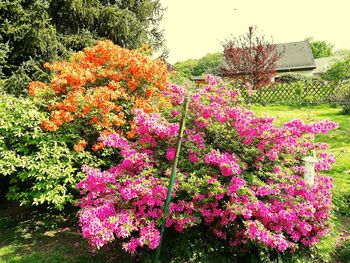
239;82;338;105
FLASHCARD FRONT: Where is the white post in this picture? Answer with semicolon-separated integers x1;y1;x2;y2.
302;156;318;187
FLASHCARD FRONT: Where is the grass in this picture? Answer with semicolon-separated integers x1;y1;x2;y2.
0;209;135;263
0;105;349;262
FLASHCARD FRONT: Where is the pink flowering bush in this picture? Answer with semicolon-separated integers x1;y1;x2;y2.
77;75;338;255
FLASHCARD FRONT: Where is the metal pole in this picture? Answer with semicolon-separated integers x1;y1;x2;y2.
154;97;190;263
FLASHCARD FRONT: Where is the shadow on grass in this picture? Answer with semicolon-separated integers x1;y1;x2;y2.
0;207;137;263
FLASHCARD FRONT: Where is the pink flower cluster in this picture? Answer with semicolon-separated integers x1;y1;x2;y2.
205;150;241;176
163;83;186;105
77;162;167;252
78;75;337;254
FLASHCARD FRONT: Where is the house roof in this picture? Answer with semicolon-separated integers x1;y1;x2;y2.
276;41;316;71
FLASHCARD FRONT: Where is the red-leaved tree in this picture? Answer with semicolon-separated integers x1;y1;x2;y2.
221;26;283;89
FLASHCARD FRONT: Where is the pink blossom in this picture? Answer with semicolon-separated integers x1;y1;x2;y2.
77;75;336;254
166;147;176;161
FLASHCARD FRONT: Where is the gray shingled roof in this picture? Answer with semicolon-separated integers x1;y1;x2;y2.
276;41;316;71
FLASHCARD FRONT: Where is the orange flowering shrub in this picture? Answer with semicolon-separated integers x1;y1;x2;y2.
29;40;169;151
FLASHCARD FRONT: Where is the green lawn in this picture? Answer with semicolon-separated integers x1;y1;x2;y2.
1;105;349;263
0;210;135;263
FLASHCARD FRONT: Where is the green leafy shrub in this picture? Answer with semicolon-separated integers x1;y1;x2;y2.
336;237;350;262
0;94;106;209
276;73;311;84
332;190;350;215
154;228;253;263
322;55;350;82
3;41;168;210
156;219;339;262
173;52;222;79
310;40;334;59
328;80;350;114
277;73;324;86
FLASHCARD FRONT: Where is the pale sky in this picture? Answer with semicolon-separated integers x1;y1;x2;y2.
159;0;350;63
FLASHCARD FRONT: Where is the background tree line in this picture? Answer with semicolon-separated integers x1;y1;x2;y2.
0;0;165;95
174;35;350;84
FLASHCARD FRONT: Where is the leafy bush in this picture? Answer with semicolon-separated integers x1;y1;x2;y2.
173;52;222;78
332;190;350;215
336;236;350;262
0;41;170;210
77;75;337;256
0;94;105;209
0;43;9;91
276;73;324;86
322;55;350;82
328;80;350;114
173;59;199;78
310;40;334;59
276;73;308;83
155;227;252;262
0;41;169;210
195;52;223;76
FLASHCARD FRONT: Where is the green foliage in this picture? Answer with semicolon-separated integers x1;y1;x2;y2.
154;224;339;263
0;42;9;91
327;80;350;114
336;237;350;262
173;52;222;78
0;210;134;262
277;73;306;84
310;40;334;59
276;72;324;84
332;190;350;215
49;0;165;51
173;59;198;78
335;49;350;57
322;55;350;82
0;94;107;209
194;52;223;76
0;0;67;95
0;0;165;96
153;228;252;263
